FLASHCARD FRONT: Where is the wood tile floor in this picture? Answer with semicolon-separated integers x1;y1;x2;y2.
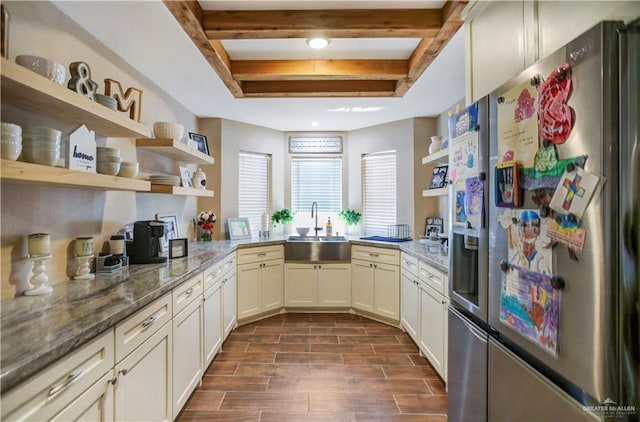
177;313;447;422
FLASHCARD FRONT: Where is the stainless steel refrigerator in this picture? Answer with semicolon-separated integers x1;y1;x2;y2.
448;20;639;422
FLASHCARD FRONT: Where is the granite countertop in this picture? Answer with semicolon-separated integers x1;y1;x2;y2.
0;235;447;392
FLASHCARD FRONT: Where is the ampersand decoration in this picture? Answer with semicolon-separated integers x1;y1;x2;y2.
68;62;99;100
104;78;143;122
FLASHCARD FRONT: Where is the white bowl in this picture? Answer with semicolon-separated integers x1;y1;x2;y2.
1;141;22;160
96;146;121;157
23;146;60;166
97;162;121;176
1;123;22;141
296;227;310;236
153;121;184;140
22;126;62;138
15;55;66;85
97;155;122;164
117;162;139;178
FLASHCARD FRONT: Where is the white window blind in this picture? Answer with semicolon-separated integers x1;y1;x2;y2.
362;150;397;236
291;157;342;213
238;151;271;236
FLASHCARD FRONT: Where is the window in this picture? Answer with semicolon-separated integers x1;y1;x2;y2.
238;151;271;236
291;157;342;216
362;150;397;236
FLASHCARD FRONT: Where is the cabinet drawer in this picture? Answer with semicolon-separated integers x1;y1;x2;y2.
203;260;224;291
401;253;419;278
173;273;204;315
419;261;447;296
237;245;283;265
352;245;399;266
1;329;114;421
221;252;237;276
115;293;172;363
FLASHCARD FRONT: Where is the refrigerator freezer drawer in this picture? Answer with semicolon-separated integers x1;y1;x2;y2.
488;339;599;422
448;307;488;422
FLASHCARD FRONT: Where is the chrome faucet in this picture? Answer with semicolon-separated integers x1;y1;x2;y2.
311;201;323;236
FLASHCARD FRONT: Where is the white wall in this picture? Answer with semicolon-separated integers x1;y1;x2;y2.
1;1;198;298
348;119;415;235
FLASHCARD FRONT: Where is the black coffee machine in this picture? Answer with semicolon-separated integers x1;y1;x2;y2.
130;220;168;264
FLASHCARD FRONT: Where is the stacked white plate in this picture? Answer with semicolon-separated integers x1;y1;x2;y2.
148;175;181;186
1;123;22;161
22;126;61;166
96;146;122;175
95;94;118;111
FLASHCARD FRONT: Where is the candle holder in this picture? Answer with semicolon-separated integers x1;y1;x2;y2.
73;255;94;280
24;255;53;296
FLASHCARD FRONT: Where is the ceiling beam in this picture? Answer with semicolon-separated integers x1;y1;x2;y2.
202;9;442;39
232;60;408;81
241;80;398;97
163;0;243;97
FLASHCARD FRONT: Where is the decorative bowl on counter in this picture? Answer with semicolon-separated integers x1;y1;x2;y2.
296;227;310;236
15;55;66;85
153;121;184;140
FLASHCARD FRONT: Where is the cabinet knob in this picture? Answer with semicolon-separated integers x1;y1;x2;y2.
119;368;128;376
108;376;118;386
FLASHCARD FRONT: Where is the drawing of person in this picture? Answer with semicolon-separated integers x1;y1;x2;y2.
508;210;553;275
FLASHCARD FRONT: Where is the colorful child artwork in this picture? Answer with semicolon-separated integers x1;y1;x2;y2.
465;177;484;229
547;221;587;253
495;161;522;207
449;131;479;183
448;102;479;139
520;155;587;190
454;181;467;226
507;209;553;276
538;64;573;145
549;167;600;220
499;265;560;355
497;81;539;167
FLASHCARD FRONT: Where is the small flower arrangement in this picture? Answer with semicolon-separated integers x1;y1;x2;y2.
197;210;217;241
270;208;294;227
338;209;362;226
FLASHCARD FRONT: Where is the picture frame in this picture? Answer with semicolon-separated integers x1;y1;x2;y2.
169;238;188;259
429;165;449;189
156;213;180;254
179;166;192;188
227;217;252;240
188;132;209;156
425;217;444;237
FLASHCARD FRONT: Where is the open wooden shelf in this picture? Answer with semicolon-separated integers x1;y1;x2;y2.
1;159;151;191
421;148;449;165
1;58;151;138
147;184;214;197
136;138;214;165
422;188;449;197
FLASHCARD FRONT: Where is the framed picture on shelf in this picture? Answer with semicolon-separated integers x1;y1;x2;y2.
156;213;179;255
227;217;252;240
179;166;192;188
429;165;449;189
188;132;209;156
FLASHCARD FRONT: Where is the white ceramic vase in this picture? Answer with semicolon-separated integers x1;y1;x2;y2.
429;136;443;154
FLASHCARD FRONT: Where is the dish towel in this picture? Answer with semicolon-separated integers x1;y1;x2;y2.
359;236;413;243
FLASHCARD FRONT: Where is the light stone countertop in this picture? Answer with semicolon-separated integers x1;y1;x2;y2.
0;235;447;392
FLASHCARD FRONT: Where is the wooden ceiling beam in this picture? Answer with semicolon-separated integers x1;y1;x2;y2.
241;80;398;97
202;9;442;39
232;60;408;81
163;1;243;97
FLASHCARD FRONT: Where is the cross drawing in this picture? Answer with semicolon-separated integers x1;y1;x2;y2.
562;173;586;210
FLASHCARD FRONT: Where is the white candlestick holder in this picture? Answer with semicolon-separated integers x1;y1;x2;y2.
73;255;95;281
25;255;53;296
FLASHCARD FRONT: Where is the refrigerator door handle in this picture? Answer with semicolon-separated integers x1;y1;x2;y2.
624;139;639;256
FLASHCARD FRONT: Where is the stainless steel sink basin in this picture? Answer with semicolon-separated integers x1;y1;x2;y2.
285;236;350;262
287;235;347;242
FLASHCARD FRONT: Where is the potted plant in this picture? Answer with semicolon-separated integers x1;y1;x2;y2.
271;208;294;234
338;209;362;235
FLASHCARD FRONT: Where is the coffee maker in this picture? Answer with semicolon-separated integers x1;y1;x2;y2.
130;220;168;264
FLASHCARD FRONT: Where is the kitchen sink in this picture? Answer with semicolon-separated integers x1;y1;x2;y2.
285;236;350;262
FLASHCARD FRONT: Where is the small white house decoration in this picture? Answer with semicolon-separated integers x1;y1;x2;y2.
66;125;96;173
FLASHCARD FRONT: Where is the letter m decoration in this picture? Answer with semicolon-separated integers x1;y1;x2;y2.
104;79;143;122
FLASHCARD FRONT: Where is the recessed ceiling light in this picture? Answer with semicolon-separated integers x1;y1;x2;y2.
311;121;319;127
306;38;330;49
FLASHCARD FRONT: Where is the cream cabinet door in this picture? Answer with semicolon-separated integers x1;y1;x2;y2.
420;284;448;381
317;264;351;307
222;270;237;339
114;322;172;422
51;371;114;422
401;272;420;342
351;259;374;312
237;262;262;319
172;297;204;419
284;263;317;307
203;282;222;368
261;259;284;312
373;262;400;321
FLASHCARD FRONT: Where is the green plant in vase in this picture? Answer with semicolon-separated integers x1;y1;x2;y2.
339;209;362;235
271;208;294;234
